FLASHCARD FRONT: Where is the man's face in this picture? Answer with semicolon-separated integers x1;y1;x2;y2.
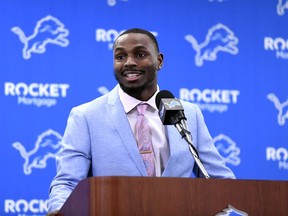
113;33;163;100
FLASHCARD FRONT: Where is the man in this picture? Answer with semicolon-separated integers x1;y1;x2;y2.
47;28;235;215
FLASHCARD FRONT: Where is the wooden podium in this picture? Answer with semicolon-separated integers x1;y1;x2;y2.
57;176;288;216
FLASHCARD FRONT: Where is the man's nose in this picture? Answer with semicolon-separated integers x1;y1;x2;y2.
124;56;137;67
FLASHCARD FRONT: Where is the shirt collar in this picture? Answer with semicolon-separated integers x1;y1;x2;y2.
118;84;159;113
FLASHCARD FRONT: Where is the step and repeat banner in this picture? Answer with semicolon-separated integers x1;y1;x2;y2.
0;0;287;215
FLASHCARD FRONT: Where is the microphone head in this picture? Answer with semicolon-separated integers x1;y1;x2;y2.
155;90;184;125
155;90;175;109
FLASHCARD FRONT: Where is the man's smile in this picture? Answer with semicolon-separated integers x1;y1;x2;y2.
122;70;144;81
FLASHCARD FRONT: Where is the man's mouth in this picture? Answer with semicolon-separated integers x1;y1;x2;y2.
126;73;141;78
122;70;144;79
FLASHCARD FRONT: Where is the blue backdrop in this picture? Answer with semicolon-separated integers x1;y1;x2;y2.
1;0;287;215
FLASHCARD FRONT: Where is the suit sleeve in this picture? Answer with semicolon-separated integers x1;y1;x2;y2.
48;107;92;211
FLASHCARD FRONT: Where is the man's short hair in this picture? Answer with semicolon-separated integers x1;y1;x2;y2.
114;28;160;52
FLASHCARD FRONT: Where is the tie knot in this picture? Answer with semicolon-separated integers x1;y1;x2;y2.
137;103;148;115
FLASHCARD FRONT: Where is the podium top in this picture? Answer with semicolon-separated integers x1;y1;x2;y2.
58;176;288;216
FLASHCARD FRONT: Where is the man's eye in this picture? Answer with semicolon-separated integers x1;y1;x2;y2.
115;55;125;60
136;53;146;58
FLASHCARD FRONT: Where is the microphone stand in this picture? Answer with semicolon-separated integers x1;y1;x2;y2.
175;120;210;179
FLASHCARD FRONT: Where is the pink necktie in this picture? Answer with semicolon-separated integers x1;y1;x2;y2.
136;103;155;176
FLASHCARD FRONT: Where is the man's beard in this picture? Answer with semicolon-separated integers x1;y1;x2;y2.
114;72;155;98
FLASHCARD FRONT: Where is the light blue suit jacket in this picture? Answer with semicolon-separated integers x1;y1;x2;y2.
48;85;235;211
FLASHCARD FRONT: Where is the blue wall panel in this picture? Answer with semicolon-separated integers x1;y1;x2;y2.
0;0;287;215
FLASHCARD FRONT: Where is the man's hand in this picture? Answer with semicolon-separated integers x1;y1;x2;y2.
46;210;59;216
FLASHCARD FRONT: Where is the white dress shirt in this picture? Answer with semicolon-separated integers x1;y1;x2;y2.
118;86;170;176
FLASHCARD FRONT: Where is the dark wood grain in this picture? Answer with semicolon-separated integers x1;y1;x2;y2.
58;177;288;216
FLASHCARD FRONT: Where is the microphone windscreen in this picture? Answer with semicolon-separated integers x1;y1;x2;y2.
155;90;175;109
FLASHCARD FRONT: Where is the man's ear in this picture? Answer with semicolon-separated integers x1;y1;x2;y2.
158;53;164;70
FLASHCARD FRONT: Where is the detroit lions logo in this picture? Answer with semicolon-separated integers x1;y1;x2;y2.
267;93;288;126
11;15;69;59
185;23;239;67
12;129;62;175
165;100;182;109
215;205;248;216
213;134;240;166
277;0;288;15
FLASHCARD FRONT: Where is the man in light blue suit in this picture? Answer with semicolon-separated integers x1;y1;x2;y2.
47;28;235;215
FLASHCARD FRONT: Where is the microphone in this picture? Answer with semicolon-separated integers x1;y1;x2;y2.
155;90;210;179
155;90;186;125
155;90;189;139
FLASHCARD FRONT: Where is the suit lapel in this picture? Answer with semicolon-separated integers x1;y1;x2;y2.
106;86;147;176
162;125;187;177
